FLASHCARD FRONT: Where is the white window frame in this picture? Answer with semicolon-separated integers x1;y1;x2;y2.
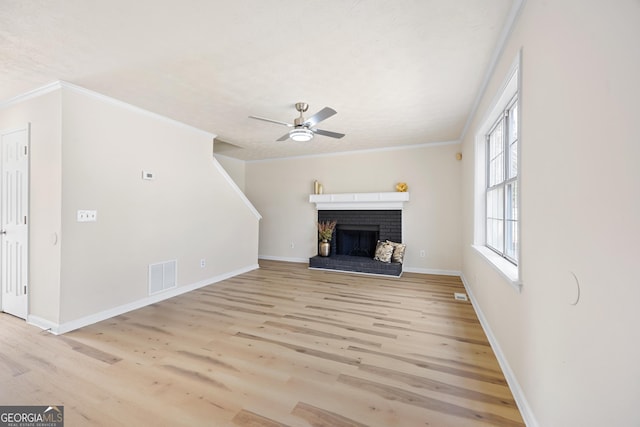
486;95;518;263
473;53;522;291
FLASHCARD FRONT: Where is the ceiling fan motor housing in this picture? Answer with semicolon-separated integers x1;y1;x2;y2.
295;102;309;113
294;102;309;126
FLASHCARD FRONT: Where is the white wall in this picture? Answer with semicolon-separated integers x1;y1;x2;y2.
0;89;63;324
57;85;260;325
215;154;246;192
245;143;462;274
460;1;640;426
2;83;261;331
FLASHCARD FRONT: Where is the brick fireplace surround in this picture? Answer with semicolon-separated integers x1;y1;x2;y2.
308;192;409;276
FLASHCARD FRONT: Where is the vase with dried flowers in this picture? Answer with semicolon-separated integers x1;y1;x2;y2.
317;220;337;256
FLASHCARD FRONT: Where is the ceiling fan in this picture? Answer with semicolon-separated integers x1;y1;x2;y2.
249;102;345;142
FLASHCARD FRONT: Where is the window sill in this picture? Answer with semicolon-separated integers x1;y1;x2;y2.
472;245;522;292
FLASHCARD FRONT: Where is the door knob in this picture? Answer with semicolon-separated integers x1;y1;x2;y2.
0;230;6;234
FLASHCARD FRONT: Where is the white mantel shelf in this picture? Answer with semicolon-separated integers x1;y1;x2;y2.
309;192;410;210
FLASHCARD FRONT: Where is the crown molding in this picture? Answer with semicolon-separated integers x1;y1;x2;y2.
0;81;63;109
459;0;526;141
247;139;461;164
1;80;216;140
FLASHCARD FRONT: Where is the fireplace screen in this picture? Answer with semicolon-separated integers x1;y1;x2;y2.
336;225;379;257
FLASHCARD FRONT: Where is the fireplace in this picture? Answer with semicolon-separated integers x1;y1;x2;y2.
311;209;403;276
308;192;409;276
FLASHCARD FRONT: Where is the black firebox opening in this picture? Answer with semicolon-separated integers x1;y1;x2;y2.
336;225;379;257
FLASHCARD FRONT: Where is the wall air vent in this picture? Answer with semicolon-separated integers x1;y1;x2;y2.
149;260;177;295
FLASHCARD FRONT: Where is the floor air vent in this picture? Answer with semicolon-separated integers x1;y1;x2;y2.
454;292;468;301
149;260;177;295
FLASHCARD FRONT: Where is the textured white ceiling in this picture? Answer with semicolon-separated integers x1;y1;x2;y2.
0;0;516;160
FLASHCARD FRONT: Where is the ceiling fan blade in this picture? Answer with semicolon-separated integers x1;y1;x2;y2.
304;107;337;127
312;128;345;139
249;115;293;127
276;133;290;141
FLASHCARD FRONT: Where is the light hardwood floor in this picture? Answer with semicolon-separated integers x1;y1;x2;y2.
0;260;524;426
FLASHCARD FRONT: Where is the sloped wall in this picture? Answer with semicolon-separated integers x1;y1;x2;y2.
2;83;260;332
56;85;260;327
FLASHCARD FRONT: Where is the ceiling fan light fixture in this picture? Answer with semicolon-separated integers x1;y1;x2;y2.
289;127;314;142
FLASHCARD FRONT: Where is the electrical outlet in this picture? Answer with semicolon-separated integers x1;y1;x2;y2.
200;259;206;268
419;249;426;257
290;242;295;249
77;210;97;222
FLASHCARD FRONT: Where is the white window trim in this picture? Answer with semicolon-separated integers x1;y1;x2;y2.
473;52;522;292
472;245;521;289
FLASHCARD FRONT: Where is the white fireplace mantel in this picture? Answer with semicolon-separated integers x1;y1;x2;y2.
309;192;409;210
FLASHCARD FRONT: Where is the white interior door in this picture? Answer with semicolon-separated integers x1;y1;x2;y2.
1;126;29;319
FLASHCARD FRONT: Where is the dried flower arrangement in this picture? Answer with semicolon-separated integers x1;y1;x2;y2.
317;220;337;241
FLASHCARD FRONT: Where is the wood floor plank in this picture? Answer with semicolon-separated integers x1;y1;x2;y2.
57;335;123;364
0;260;524;426
338;374;523;427
347;345;508;386
291;402;368;427
263;320;383;348
357;364;517;407
232;409;292;427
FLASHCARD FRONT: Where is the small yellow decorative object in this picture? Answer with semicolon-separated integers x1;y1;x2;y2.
396;182;408;192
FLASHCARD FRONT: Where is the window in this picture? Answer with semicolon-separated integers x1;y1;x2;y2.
486;96;518;263
473;53;521;288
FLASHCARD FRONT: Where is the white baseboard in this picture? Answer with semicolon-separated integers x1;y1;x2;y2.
30;264;259;335
27;314;59;332
402;266;461;276
258;255;309;263
460;273;538;427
